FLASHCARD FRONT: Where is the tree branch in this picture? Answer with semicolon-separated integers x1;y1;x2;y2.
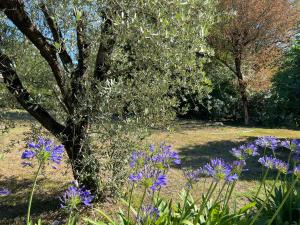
214;55;236;74
75;13;89;77
40;3;73;68
67;12;90;109
94;17;115;81
0;0;71;111
0;52;65;136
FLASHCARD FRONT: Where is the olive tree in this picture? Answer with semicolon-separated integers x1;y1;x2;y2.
0;0;216;198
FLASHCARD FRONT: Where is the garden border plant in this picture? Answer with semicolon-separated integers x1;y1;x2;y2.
2;135;300;224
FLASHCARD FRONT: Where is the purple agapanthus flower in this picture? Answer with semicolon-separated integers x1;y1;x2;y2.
231;160;246;174
231;143;259;160
258;156;288;173
281;139;300;152
129;151;146;168
273;159;288;174
21;150;36;159
293;165;300;178
150;174;167;191
255;136;279;150
151;144;181;167
128;143;179;192
28;142;39;149
169;151;181;165
138;205;160;223
258;156;276;168
129;171;143;182
60;185;94;210
203;158;238;182
21;137;64;166
149;144;155;152
50;145;64;164
79;187;94;206
184;168;203;185
226;173;239;182
0;188;11;196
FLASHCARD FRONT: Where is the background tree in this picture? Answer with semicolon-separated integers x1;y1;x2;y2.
270;37;300;126
0;0;216;198
208;0;298;125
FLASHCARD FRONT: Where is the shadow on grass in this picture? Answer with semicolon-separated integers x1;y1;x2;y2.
0;176;64;223
177;138;291;181
178;118;300;131
1;111;34;121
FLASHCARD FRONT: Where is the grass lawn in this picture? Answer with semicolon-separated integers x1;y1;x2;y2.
1;120;300;224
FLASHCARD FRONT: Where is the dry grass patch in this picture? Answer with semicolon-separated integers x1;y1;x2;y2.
1;120;300;224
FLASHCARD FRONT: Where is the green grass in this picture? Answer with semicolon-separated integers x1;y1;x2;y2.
1;120;300;224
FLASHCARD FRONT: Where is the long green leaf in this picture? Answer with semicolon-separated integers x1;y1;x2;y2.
94;209;116;225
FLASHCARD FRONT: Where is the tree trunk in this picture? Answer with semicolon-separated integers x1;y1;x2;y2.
235;55;249;125
0;2;101;198
238;78;249;125
61;120;101;197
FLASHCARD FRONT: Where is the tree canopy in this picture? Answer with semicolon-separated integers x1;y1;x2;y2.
208;0;298;125
0;0;216;197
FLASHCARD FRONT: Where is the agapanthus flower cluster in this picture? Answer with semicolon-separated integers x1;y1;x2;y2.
281;139;300;152
258;156;288;174
150;144;181;167
60;184;94;211
274;160;289;174
184;168;203;189
0;188;10;196
138;205;160;223
231;160;246;174
129;162;168;192
231;143;259;160
258;156;275;169
184;168;203;183
128;143;180;192
293;165;300;179
203;158;238;182
21;137;64;167
255;136;279;150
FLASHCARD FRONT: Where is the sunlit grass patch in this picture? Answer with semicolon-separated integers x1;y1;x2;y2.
1;120;300;223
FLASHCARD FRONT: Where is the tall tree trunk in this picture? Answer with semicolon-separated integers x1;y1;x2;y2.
238;78;249;125
234;56;249;125
0;2;101;198
61;120;101;197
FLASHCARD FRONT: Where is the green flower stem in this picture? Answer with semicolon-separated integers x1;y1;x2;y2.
223;183;231;205
283;152;293;222
194;181;218;224
214;181;226;205
135;187;147;225
67;210;73;225
284;152;292;181
27;162;43;225
255;168;270;198
127;184;134;222
249;171;281;225
258;147;267;179
195;181;213;204
267;178;298;225
222;180;236;211
202;177;207;194
179;189;190;223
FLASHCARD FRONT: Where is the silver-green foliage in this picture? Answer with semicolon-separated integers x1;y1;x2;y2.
0;0;217;195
